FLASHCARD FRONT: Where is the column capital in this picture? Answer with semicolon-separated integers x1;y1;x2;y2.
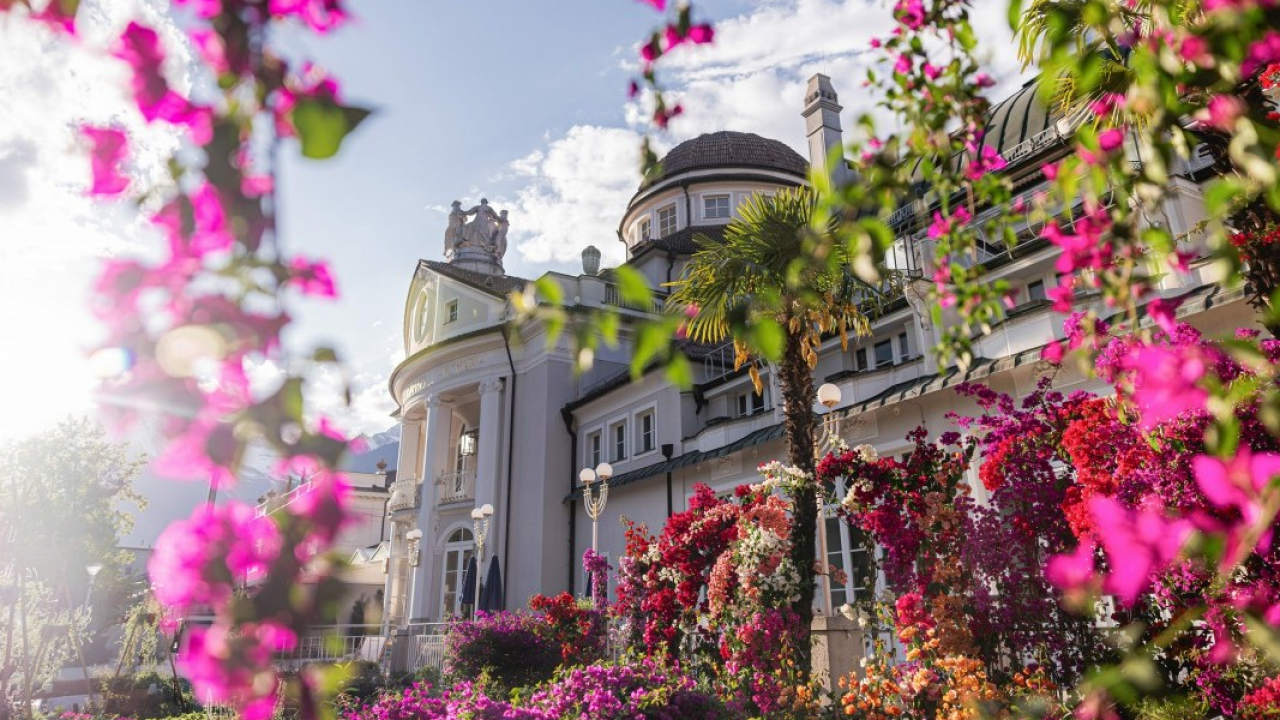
424;394;442;409
478;377;503;396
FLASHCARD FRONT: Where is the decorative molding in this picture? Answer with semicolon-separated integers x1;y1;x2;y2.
424;395;441;409
478;377;503;395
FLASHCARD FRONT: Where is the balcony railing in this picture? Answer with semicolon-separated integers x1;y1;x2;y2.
387;477;419;513
603;283;667;313
437;468;476;504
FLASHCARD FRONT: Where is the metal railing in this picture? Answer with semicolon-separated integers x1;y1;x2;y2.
255;479;315;517
387;477;419;512
406;622;450;672
436;469;475;504
603;283;666;313
282;625;387;667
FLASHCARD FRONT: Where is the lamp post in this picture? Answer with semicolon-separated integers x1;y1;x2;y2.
815;383;842;618
80;564;104;713
470;504;493;619
579;462;612;554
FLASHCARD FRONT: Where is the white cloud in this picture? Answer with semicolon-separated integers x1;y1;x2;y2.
506;125;643;267
502;0;1029;274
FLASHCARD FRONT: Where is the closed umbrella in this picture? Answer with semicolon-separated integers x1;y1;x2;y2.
479;556;503;612
459;555;478;609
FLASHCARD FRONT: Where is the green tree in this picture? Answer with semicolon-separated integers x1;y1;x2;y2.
666;187;870;671
0;418;145;673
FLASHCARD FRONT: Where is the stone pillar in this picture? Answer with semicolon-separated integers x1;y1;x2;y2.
810;615;868;692
474;378;504;514
408;396;448;622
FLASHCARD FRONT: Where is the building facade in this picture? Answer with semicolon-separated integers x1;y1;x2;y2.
380;73;1250;628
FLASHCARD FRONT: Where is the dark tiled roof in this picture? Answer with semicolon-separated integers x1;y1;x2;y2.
422;260;528;297
641;132;808;190
631;225;727;258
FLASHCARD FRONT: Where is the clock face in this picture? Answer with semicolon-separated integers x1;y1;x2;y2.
412;290;431;343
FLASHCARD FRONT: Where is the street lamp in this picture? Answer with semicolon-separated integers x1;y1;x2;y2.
84;564;103;608
579;462;612;554
470;504;494;619
81;564;104;712
814;383;842;618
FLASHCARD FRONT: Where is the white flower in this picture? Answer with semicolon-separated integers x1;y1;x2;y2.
854;444;879;462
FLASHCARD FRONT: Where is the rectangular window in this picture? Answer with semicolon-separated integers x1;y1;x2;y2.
855;348;868;371
658;205;678;237
587;431;601;468
898;332;910;359
638;412;655;454
637;218;651;243
736;391;764;417
1027;279;1047;302
704;195;730;219
612;422;627;461
874;340;893;368
446;299;459;324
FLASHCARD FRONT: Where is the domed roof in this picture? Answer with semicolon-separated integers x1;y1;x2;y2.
640;131;808;190
977;79;1061;159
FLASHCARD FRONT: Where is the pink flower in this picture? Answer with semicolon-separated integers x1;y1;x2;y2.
174;0;222;18
1098;128;1125;153
973;72;995;88
1146;296;1182;335
1198;95;1245;131
894;53;912;75
965;145;1007;180
1041;340;1065;364
927;206;971;239
1041;162;1059;180
636;0;666;9
1047;282;1074;313
29;0;77;34
149;502;282;611
178;621;295;719
1045;539;1096;593
1124;344;1208;429
287;257;337;297
268;0;350;34
114;22;213;143
1179;35;1211;66
894;0;926;30
687;24;714;44
1193;450;1280;531
82;126;129;196
1089;497;1191;607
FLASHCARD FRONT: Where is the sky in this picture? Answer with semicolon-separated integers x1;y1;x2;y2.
0;0;1024;540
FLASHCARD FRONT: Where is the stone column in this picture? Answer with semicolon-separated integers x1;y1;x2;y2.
474;378;504;514
408;396;448;622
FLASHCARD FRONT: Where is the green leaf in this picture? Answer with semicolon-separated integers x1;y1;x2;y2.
614;265;653;306
312;347;340;363
665;353;694;389
751;318;785;363
535;276;564;306
293;98;372;160
631;323;669;378
1007;0;1024;31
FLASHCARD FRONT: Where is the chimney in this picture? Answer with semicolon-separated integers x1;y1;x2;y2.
802;74;847;184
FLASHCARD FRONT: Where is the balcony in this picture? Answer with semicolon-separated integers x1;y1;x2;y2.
387;477;419;513
436;468;475;504
603;283;666;313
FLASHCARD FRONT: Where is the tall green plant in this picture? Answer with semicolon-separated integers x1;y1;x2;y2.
667;187;870;668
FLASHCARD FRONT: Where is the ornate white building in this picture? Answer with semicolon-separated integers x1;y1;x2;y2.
380;73;1252;629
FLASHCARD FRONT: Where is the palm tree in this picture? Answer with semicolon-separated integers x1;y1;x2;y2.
666;187;870;671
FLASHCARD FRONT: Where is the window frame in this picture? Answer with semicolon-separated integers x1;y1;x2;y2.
585;429;602;468
634;407;657;456
898;332;910;359
657;204;678;237
440;526;475;619
703;194;731;220
637;217;651;243
609;419;628;462
445;299;459;324
874;339;894;368
1027;278;1047;302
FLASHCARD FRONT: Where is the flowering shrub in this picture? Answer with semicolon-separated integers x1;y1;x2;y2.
341;661;731;720
527;591;607;666
442;611;560;692
615;479;810;715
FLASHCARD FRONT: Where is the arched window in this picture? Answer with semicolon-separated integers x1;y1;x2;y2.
440;527;474;618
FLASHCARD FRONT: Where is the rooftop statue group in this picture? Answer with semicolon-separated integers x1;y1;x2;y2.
445;199;508;262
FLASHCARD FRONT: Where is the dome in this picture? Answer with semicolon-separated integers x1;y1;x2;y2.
640;131;808;190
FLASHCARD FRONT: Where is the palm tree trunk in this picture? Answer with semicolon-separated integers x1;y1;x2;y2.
779;328;818;674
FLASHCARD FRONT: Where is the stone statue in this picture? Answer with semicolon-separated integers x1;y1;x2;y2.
445;200;467;257
492;209;509;259
443;197;509;269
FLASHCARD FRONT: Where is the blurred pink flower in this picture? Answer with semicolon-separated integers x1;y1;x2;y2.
82;126;130;196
